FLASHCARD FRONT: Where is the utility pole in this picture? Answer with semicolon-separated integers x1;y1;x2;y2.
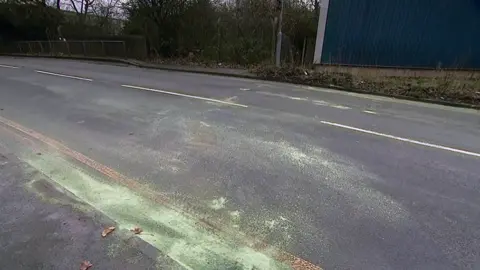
275;0;284;67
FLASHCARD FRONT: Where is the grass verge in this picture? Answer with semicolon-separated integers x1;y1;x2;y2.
251;66;480;107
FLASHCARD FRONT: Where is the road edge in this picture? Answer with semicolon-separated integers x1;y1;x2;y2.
2;53;479;110
0;149;175;269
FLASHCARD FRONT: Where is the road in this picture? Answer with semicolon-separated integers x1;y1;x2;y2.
0;57;479;270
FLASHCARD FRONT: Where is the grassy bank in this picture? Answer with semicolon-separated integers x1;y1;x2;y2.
251;66;480;106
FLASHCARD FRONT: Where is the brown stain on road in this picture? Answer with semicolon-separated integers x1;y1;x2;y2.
0;115;322;270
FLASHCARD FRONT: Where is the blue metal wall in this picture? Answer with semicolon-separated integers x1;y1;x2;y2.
321;0;480;68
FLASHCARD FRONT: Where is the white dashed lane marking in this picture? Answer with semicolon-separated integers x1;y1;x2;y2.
35;70;93;81
331;105;351;110
0;64;19;69
320;120;480;158
122;84;248;108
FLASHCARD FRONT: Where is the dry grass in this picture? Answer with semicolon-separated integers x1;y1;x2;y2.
251;65;480;106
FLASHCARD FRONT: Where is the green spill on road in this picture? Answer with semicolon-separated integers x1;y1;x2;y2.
23;152;289;270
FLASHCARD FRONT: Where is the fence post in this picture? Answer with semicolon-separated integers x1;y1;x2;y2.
65;40;71;55
17;43;22;54
38;41;44;54
48;40;52;55
27;42;33;54
82;41;87;56
122;41;127;59
301;37;307;66
101;41;105;56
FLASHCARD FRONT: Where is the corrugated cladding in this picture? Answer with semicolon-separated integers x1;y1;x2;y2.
321;0;480;69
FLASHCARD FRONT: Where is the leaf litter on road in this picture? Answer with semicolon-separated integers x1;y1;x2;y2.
80;260;93;270
101;226;115;237
130;226;143;234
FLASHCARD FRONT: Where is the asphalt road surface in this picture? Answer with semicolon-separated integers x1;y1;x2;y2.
0;57;479;270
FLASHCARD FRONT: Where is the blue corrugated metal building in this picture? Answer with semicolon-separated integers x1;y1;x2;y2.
319;0;480;69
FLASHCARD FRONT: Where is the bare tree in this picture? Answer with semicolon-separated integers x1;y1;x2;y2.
69;0;95;17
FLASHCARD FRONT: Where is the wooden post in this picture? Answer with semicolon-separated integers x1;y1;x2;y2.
122;41;127;59
82;41;87;56
101;41;105;56
301;37;307;66
65;40;71;55
38;41;44;54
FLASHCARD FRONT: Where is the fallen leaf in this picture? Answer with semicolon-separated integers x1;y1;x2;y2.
80;260;93;270
130;226;143;234
101;226;115;237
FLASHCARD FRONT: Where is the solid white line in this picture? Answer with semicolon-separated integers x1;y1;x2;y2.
122;84;248;108
363;110;378;114
320;120;480;158
0;64;19;69
35;70;93;81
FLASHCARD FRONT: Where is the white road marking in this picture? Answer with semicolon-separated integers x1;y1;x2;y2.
259;92;351;109
35;70;93;81
240;88;250;91
122;84;248;108
200;121;211;127
0;64;19;69
363;110;378;114
313;100;352;110
303;86;480;114
257;91;308;101
331;105;351;110
320;120;480;158
313;100;331;106
289;96;308;101
256;83;274;88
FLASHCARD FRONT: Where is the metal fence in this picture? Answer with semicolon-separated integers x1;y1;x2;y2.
321;0;480;69
10;40;127;59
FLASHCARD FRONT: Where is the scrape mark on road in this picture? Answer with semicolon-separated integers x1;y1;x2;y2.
210;197;227;210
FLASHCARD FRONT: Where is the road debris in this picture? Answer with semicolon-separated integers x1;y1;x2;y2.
80;260;93;270
130;226;143;234
101;226;115;237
